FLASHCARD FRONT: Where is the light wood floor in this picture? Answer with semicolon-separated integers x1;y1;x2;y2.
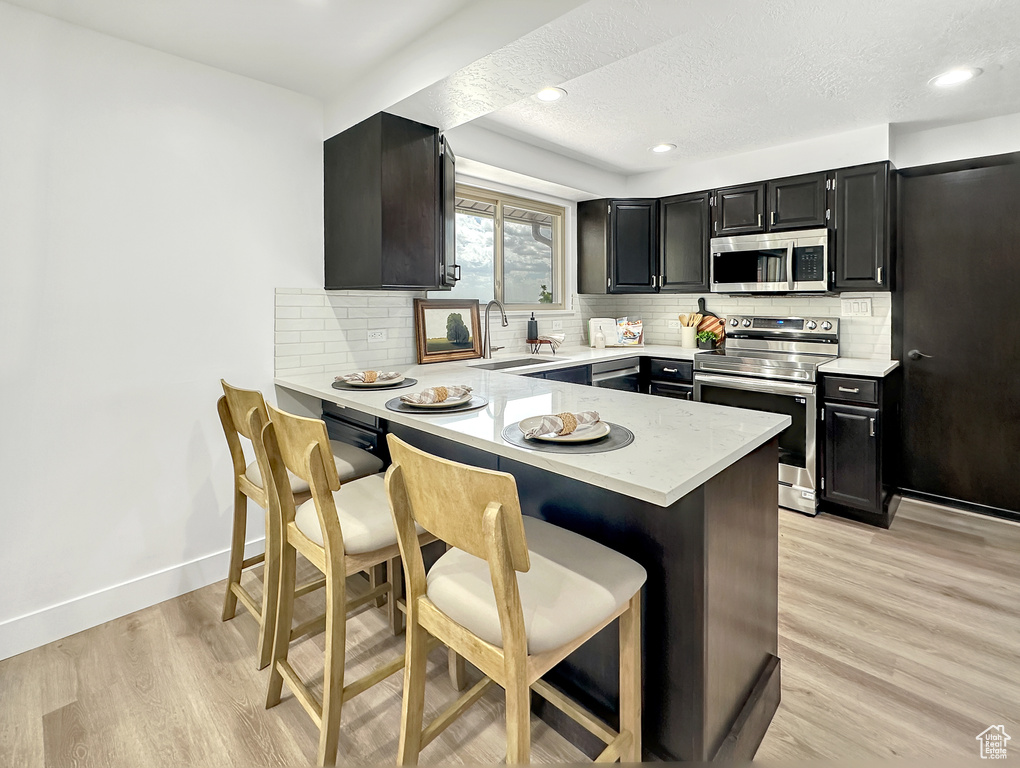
2;497;1017;765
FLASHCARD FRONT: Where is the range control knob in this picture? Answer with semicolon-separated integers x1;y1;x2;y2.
806;320;817;330
730;318;739;327
742;319;752;327
821;321;833;331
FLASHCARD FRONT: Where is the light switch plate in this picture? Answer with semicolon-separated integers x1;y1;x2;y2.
840;298;872;317
368;329;387;342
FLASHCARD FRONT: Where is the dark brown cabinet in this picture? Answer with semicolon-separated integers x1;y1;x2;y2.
833;162;892;291
659;192;710;292
820;372;899;527
577;198;658;294
712;173;829;237
324;112;457;290
711;183;765;236
768;172;829;231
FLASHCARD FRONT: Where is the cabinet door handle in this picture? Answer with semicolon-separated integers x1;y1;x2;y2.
869;417;876;437
757;213;762;228
663;367;678;373
770;211;775;226
651;275;657;288
876;266;883;284
838;386;860;393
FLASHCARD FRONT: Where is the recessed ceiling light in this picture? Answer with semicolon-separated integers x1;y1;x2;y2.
650;143;676;153
929;67;982;87
535;87;567;102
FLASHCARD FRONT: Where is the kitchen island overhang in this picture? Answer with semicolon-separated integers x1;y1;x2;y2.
275;361;789;761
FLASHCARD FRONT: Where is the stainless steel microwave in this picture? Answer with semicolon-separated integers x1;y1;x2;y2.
710;228;829;293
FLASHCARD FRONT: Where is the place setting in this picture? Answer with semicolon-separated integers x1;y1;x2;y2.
385;384;489;414
501;410;634;454
331;370;418;391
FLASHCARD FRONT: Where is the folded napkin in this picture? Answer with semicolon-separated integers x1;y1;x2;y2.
400;385;472;405
538;333;565;350
336;370;402;384
523;411;600;438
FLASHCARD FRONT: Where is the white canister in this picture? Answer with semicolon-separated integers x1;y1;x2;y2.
680;326;698;349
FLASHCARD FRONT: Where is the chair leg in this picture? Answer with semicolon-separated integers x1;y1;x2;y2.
221;487;248;621
266;540;297;709
256;507;280;671
396;616;429;766
619;591;642;763
448;648;467;692
369;564;387;609
387;556;404;636
505;675;531;764
317;574;347;767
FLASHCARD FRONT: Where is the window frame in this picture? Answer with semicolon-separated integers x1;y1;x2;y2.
454;184;566;311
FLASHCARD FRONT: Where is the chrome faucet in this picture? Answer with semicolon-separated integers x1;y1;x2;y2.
482;299;509;358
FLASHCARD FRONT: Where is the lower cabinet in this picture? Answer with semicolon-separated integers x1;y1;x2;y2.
819;373;899;527
543;365;591;385
322;401;390;465
645;357;694;399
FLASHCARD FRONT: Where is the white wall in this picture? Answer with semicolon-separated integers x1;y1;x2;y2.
0;3;323;660
890;112;1020;169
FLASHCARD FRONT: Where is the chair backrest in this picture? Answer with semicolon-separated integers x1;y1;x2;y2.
264;404;345;557
385;435;529;572
220;380;269;441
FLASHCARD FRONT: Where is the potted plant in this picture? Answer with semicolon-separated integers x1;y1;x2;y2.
696;329;718;350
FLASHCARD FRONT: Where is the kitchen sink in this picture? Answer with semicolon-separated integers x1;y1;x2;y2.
470;357;552;371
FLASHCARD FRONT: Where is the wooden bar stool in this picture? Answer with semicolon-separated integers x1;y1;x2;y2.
384;435;646;765
259;405;444;766
217;380;384;669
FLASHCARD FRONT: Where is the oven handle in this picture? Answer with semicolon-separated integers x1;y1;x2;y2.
694;372;816;397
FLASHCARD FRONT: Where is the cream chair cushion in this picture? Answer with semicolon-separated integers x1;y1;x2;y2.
294;473;405;555
245;440;384;493
426;516;646;655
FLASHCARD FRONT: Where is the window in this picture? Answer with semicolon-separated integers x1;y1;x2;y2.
436;185;565;310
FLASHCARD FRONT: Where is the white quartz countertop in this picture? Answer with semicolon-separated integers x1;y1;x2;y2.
818;358;900;377
274;346;789;508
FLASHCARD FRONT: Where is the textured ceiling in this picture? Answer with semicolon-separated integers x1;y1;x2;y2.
12;0;1020;176
5;0;478;100
401;0;1020;174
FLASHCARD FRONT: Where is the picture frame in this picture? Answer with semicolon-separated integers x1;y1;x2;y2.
413;299;483;364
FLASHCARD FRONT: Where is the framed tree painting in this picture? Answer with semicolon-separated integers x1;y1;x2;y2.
413;299;483;364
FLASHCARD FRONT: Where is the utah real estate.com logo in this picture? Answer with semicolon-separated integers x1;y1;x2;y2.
976;725;1011;759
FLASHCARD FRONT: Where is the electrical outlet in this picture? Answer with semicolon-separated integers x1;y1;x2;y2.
550;320;563;331
668;319;681;329
368;329;387;342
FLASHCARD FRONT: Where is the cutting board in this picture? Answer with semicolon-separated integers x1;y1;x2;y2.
696;299;725;345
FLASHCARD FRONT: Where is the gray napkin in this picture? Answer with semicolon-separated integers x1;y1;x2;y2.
523;411;600;438
400;385;473;405
336;371;402;383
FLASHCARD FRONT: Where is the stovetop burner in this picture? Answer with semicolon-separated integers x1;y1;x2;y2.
695;315;840;382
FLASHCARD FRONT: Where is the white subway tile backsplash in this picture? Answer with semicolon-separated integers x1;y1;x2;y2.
276;293;325;307
577;292;893;361
276;307;301;319
277;319;324;332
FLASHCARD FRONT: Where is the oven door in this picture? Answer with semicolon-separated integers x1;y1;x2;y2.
694;372;817;505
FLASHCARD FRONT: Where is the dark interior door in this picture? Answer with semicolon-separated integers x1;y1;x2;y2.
897;155;1020;515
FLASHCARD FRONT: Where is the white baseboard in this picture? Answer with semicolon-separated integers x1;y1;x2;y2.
0;538;266;662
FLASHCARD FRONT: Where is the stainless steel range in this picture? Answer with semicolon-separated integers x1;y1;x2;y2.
694;315;839;515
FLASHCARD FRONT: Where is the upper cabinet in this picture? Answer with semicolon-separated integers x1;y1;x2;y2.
324;112;457;291
578;199;659;294
711;172;829;236
712;183;765;236
660;192;711;292
768;172;829;231
833;162;892;291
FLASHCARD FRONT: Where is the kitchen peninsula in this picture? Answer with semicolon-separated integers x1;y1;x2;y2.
275;351;789;762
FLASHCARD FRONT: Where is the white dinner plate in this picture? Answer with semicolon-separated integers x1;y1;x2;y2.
519;417;611;443
344;374;405;387
402;392;473;409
